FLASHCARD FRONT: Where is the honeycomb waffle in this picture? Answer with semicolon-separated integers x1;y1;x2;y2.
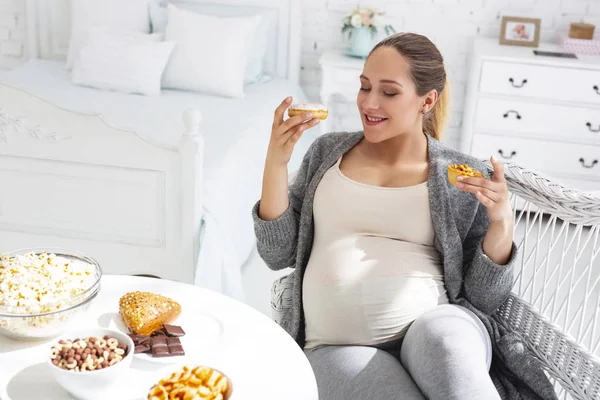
119;291;181;336
447;163;485;185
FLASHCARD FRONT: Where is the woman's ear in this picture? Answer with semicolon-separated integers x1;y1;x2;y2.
422;89;439;113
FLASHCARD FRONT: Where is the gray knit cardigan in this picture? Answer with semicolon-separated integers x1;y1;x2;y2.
252;131;557;400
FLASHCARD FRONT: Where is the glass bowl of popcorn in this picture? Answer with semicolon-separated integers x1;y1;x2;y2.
0;247;102;340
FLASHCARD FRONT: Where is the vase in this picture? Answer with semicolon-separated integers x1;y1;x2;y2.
348;27;375;58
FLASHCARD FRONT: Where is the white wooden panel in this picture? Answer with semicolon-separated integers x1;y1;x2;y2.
0;84;177;166
0;156;165;246
0;82;202;284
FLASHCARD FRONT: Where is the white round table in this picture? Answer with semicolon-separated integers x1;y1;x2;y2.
0;275;318;400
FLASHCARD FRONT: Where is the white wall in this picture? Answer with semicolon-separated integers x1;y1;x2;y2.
0;0;598;147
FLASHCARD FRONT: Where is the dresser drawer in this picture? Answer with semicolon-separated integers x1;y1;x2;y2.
479;61;600;105
474;97;600;144
471;134;600;180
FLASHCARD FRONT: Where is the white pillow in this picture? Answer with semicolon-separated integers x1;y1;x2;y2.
148;0;271;84
161;5;261;98
66;0;151;69
71;29;175;96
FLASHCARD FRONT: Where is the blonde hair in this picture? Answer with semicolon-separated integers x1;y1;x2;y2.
371;32;449;140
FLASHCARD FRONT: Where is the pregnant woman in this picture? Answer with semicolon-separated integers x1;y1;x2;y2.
252;32;556;400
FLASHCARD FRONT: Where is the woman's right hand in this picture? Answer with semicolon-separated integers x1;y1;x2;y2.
266;97;320;166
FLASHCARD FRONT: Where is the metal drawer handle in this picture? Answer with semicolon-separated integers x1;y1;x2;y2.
579;158;598;169
503;110;522;119
508;78;528;88
586;122;600;133
594;85;599;95
498;149;517;159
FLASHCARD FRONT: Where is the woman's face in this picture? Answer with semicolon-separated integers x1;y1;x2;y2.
357;46;427;143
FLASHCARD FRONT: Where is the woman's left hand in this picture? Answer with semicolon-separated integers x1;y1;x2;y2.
456;156;513;223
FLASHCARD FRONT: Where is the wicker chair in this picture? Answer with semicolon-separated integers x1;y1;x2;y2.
494;162;600;400
270;161;600;400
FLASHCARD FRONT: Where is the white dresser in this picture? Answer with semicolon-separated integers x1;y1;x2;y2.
460;38;600;193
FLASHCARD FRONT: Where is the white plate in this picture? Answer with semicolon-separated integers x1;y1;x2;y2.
101;311;224;364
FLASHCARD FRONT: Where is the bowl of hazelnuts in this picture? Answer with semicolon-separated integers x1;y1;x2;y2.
46;327;134;400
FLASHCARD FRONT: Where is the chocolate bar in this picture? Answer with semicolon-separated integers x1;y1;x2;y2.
151;328;167;337
134;343;151;354
128;333;151;344
166;337;185;356
163;324;185;337
128;323;186;357
150;336;185;358
151;337;170;357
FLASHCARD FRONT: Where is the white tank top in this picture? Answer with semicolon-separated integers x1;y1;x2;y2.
303;157;449;349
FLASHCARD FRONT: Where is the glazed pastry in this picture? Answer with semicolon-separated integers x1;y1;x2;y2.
119;291;181;336
447;163;485;185
288;103;328;120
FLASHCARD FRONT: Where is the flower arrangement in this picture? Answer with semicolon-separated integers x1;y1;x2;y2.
341;6;396;39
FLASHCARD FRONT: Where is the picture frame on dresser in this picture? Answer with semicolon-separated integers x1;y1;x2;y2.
500;16;541;47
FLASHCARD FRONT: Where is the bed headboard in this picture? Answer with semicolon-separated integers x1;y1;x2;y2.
24;0;302;83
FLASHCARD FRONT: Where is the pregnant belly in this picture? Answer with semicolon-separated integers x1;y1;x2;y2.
303;235;449;346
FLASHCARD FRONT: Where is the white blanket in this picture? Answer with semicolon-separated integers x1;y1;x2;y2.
0;60;318;300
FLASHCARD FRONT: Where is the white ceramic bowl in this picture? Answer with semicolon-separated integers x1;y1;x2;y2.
46;328;134;400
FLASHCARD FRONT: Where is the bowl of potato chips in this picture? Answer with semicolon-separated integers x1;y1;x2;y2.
147;365;232;400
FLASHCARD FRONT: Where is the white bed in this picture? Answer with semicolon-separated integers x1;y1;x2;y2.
0;0;313;301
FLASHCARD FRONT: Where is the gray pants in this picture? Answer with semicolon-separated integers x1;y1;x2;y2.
304;304;500;400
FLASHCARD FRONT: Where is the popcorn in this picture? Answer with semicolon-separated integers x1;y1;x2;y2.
0;251;97;313
0;251;99;337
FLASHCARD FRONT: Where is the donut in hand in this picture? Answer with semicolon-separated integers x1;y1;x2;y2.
287;103;328;120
